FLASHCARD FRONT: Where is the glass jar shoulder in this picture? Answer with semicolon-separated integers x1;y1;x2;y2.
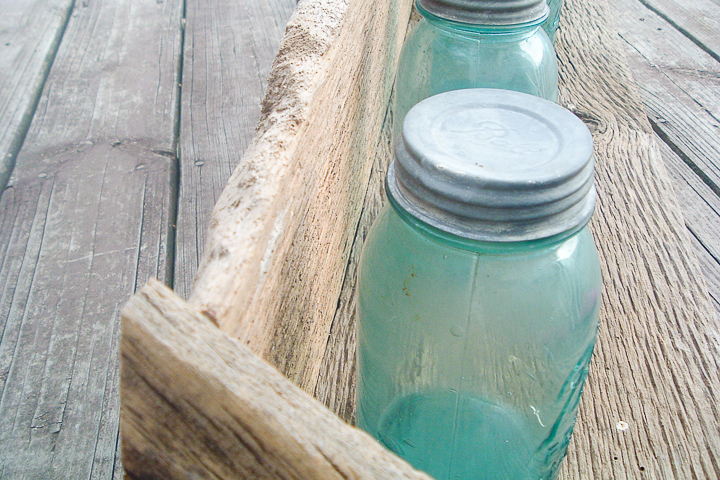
395;16;558;120
358;203;601;315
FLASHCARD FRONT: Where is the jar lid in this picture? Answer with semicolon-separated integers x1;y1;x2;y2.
388;89;595;242
416;0;549;25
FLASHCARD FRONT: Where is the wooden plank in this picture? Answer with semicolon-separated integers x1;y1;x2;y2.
313;99;393;423
612;0;720;191
657;138;720;309
0;0;183;476
691;235;720;316
0;0;74;190
174;0;720;477
638;0;720;61
190;0;415;391
173;0;296;299
121;279;433;480
555;0;720;477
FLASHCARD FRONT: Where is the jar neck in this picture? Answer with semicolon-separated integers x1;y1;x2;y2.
387;187;585;254
416;1;545;38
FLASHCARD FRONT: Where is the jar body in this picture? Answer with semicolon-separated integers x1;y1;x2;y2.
394;8;558;138
356;202;601;480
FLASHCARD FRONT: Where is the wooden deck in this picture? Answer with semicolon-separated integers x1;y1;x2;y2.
0;0;718;477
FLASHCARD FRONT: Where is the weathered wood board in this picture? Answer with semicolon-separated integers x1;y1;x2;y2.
612;0;720;322
190;0;415;393
639;0;720;60
555;0;720;476
0;0;74;191
660;138;720;310
173;0;296;299
131;0;720;477
122;280;433;480
0;0;183;476
614;0;720;189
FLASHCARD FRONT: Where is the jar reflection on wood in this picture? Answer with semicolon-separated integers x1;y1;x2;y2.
393;0;558;141
357;89;602;480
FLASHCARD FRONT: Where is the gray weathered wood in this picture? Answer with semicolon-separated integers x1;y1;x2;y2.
313;98;394;423
639;0;720;61
657;138;720;314
0;0;74;191
121;279;434;480
173;0;296;299
0;0;183;476
555;0;720;476
612;0;720;320
613;0;720;190
190;0;415;393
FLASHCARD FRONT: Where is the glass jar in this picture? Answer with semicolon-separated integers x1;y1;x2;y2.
394;0;558;139
357;89;601;480
542;0;562;41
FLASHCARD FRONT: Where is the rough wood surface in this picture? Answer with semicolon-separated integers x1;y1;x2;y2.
658;139;720;313
611;0;720;330
173;0;296;299
639;0;720;60
0;0;183;477
614;0;720;190
555;0;720;477
190;0;415;390
0;0;74;191
175;0;720;477
121;279;433;480
312;98;394;423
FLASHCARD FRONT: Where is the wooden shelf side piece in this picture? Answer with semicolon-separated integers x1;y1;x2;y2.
121;280;434;480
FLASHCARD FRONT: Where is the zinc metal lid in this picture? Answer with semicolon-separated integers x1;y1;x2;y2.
416;0;549;25
388;88;596;242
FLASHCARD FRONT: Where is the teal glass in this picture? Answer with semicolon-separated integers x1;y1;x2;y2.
357;199;601;480
394;3;558;139
542;0;562;41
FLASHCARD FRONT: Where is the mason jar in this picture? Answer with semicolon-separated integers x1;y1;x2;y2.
542;0;562;41
394;0;558;140
357;89;601;480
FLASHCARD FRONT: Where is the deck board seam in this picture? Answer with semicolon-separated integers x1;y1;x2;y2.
637;0;720;64
0;0;77;192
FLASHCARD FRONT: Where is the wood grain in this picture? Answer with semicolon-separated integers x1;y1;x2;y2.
173;0;296;299
312;98;394;423
116;0;720;477
190;0;415;391
0;0;183;477
638;0;720;61
121;279;433;480
0;0;74;191
660;136;720;314
555;0;720;477
610;0;720;326
613;0;720;191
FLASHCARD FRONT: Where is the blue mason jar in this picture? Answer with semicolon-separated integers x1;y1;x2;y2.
542;0;562;41
394;0;558;140
357;89;601;480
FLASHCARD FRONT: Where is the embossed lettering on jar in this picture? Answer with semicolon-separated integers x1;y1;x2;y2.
357;89;602;480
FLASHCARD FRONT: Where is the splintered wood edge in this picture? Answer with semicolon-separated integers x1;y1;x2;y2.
187;0;414;391
120;279;433;480
188;0;351;322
